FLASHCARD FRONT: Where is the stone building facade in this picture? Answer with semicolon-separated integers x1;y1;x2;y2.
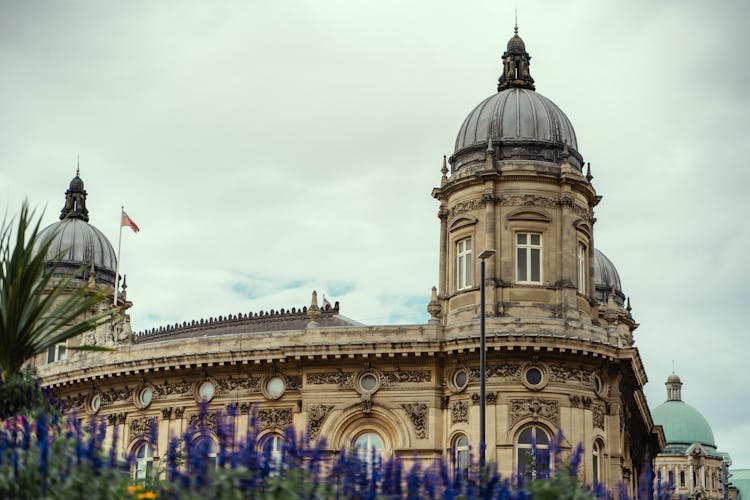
34;26;664;495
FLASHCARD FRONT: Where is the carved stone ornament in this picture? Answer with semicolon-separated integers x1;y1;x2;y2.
470;393;481;406
188;412;217;431
306;371;355;387
257;407;293;431
308;404;334;440
593;405;605;430
117;412;127;425
129;416;157;438
447;198;487;220
161;407;173;420
60;394;86;412
569;395;593;409
469;364;522;383
381;370;431;385
549;367;595;388
153;380;193;398
106;414;117;426
440;396;450;410
100;386;133;405
174;407;184;419
487;392;498;405
509;397;560;427
285;376;302;391
452;400;469;423
498;194;589;218
402;403;428;439
216;376;262;394
239;402;251;414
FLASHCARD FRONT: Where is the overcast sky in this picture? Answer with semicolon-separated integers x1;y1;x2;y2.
2;0;748;468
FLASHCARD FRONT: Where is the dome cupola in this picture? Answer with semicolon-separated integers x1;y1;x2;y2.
451;26;581;172
593;249;626;307
36;171;117;287
651;374;717;451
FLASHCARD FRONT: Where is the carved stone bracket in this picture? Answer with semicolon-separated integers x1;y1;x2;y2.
440;396;450;410
471;393;480;405
452;400;468;423
402;403;428;439
487;392;498;405
510;397;560;427
129;416;157;438
308;405;334;440
569;395;593;409
174;407;184;419
161;407;172;420
257;407;293;431
239;402;251;414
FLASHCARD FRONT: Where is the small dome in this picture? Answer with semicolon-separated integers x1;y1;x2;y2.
36;217;117;287
69;175;84;192
666;373;682;384
507;34;526;52
453;88;580;170
652;401;716;450
593;249;625;307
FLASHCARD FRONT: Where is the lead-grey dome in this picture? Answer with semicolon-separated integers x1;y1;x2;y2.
35;172;117;287
455;88;578;155
36;219;117;286
593;249;625;307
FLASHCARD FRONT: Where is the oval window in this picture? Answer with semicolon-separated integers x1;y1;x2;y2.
525;367;543;386
198;381;215;402
90;394;101;413
139;387;153;407
359;373;378;392
453;369;469;391
266;376;285;399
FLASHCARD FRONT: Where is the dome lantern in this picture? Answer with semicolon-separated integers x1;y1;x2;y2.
60;167;89;222
666;373;683;401
497;24;535;92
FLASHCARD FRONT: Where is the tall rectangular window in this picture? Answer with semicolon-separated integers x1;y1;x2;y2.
577;242;587;294
46;342;67;364
456;238;473;290
516;233;542;283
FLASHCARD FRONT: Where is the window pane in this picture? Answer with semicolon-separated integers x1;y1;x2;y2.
517;248;527;281
518;427;534;444
534;429;549;446
466;258;473;286
465;239;471;251
530;234;540;245
530;249;540;282
517;233;527;244
47;346;55;364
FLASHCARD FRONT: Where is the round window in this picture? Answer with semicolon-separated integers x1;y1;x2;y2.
198;381;215;402
265;376;285;400
453;369;469;391
359;373;378;392
593;376;601;393
525;368;543;386
90;394;101;413
139;387;153;407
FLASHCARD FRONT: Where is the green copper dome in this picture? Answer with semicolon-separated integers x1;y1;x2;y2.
651;374;716;450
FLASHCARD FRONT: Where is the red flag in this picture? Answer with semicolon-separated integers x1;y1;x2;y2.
121;210;140;233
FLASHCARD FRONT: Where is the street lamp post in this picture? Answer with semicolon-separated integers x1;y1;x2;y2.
478;248;496;470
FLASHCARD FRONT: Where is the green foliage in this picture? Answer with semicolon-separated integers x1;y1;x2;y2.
0;368;59;420
0;201;118;379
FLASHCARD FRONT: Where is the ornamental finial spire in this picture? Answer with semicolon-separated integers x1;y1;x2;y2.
60;164;89;222
497;23;535;92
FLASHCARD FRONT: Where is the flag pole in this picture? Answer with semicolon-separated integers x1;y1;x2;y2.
114;206;124;306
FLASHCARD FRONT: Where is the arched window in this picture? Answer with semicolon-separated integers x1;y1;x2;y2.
354;431;385;466
680;470;686;487
516;426;550;481
260;433;285;469
452;434;470;475
133;442;154;481
192;436;218;468
592;440;602;484
668;470;675;486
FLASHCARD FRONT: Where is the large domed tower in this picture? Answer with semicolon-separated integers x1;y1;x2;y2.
32;171;133;367
429;27;661;493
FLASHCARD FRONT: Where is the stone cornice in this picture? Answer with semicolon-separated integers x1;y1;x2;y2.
39;319;639;389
